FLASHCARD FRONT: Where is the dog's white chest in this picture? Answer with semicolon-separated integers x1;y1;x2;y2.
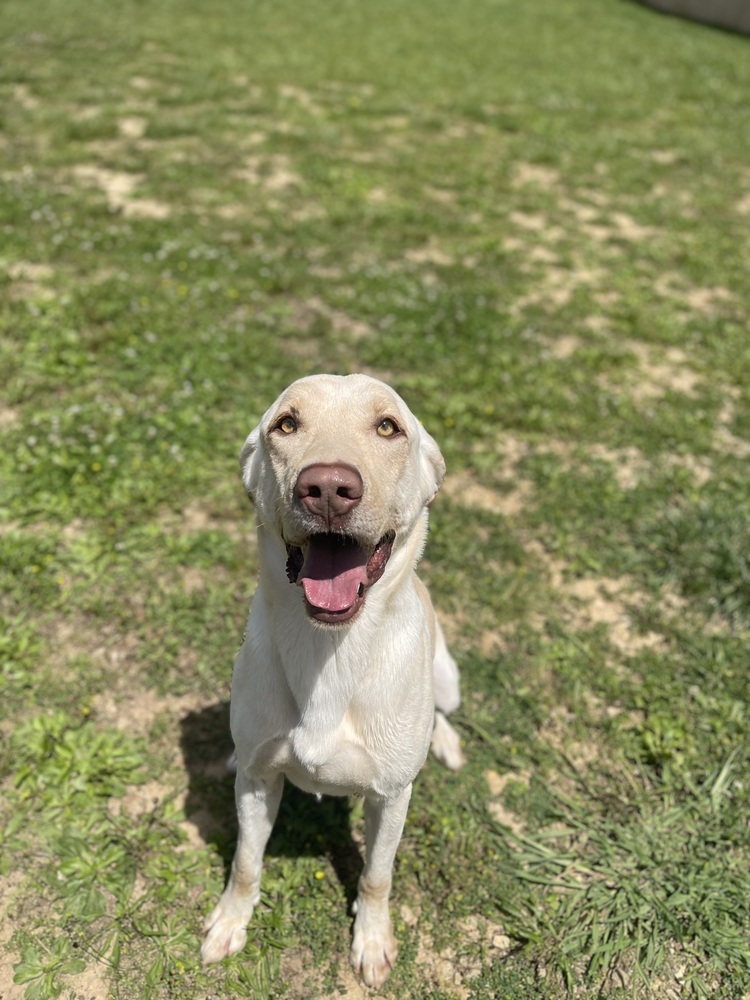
252;720;380;798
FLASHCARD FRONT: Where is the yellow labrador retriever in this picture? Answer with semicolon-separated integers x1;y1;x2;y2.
201;373;464;988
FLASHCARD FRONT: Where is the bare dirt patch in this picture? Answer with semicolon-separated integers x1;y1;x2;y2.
118;115;148;139
525;541;664;655
177;498;250;544
508;210;562;239
6;260;56;300
65;962;113;1000
0;405;21;430
414;914;512;998
278;83;325;116
281;945;369;999
539;436;712;491
292;296;374;340
110;778;175;821
542;333;583;360
587;442;651;490
40;614;140;687
513;262;607;313
0;870;114;999
650;149;680;165
235;154;302;192
598;341;700;402
558;198;656;245
655;272;736;317
442;468;533;519
714;395;750;459
6;261;54;282
0;872;26;1000
566;576;665;654
441;434;532;519
539;703;611;774
93;687;215;742
504;240;559;266
129;75;154;90
633;347;700;400
72;165;172;219
484;769;527;833
425;185;458;205
110;771;230;850
405;242;455;267
511;162;561;188
13;83;40;110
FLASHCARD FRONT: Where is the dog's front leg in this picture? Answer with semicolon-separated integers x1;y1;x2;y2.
201;770;283;964
351;783;411;988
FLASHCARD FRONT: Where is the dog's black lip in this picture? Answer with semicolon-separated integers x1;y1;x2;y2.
285;542;305;583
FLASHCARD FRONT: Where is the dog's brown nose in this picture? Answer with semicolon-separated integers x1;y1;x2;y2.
295;463;363;526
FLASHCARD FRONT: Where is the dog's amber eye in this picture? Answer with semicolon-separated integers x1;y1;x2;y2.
276;415;297;434
377;418;399;438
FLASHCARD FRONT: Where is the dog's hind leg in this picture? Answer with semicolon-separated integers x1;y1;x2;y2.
350;785;412;988
201;770;283;964
431;711;465;770
430;617;466;770
432;617;460;715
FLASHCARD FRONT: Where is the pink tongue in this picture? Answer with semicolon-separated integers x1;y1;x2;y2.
299;536;369;612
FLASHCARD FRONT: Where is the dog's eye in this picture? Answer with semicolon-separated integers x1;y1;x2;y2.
276;415;297;435
376;418;399;438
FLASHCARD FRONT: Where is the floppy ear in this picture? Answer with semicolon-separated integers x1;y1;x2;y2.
418;423;446;506
239;425;262;501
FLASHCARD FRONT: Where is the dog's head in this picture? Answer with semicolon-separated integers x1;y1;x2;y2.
240;373;445;625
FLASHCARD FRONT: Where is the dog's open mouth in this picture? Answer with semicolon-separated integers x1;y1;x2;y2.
286;531;395;624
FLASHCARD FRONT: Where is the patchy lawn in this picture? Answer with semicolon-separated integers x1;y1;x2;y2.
1;0;749;996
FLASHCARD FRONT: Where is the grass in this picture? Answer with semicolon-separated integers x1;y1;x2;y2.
1;0;749;996
494;755;749;996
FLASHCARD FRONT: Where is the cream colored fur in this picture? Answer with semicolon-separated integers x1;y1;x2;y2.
201;373;464;988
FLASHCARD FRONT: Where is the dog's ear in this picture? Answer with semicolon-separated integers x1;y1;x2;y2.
239;426;262;502
418;423;446;506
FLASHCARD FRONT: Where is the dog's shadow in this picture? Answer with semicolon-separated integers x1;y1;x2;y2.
179;702;363;908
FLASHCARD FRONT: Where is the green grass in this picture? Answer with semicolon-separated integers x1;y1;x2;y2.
494;755;749;997
1;0;749;996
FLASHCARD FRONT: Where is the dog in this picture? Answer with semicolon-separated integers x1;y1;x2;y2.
201;373;464;988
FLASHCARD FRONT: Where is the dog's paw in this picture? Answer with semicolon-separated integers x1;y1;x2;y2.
200;899;251;965
431;711;466;771
350;925;398;989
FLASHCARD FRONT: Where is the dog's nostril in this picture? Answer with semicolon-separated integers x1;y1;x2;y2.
309;486;322;498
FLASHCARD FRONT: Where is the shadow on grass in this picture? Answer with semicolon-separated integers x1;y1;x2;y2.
179;701;363;908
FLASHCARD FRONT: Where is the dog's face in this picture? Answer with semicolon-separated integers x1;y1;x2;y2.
240;374;445;625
